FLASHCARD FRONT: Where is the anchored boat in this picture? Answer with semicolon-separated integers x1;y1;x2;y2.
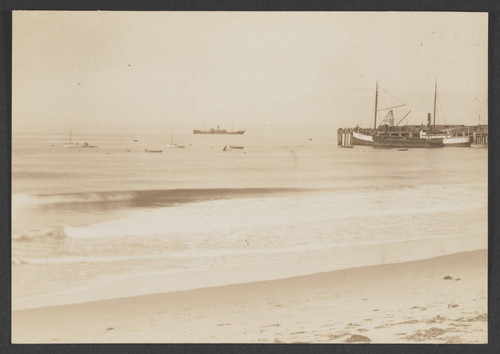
63;130;79;148
165;129;185;148
63;130;98;148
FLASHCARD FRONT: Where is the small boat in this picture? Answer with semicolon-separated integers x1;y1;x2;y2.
165;129;185;148
63;130;79;148
80;142;98;148
229;146;244;149
64;130;98;148
145;149;163;153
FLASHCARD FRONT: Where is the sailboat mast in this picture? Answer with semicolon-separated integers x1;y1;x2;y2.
433;79;437;129
374;81;379;130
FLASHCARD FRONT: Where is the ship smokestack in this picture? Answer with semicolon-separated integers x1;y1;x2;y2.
427;113;431;130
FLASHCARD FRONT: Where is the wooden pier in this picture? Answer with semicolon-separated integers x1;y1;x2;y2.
472;126;488;145
337;129;353;147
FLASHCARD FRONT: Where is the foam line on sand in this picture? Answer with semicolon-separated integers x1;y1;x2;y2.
12;249;487;343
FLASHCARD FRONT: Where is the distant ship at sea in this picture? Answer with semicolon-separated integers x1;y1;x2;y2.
193;125;245;135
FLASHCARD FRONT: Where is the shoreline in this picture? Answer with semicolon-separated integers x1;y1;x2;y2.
12;249;488;343
12;233;486;311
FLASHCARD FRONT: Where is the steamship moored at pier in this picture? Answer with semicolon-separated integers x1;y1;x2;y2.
338;82;487;148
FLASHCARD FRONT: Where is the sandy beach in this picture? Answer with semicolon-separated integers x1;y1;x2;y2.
11;10;489;347
12;249;487;343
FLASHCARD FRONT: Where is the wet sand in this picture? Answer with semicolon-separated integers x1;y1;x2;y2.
12;250;487;343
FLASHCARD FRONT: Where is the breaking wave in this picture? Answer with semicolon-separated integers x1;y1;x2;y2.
12;187;318;211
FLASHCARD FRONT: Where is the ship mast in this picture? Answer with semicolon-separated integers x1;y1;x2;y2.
374;81;379;130
433;78;437;130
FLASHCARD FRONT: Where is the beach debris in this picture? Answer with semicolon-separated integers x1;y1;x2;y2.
106;327;114;331
457;313;487;322
426;315;446;324
217;323;231;327
411;306;427;311
444;336;463;344
345;334;371;343
373;309;379;312
405;327;446;341
375;319;419;329
327;332;351;341
443;275;453;280
455;278;461;281
347;322;360;327
448;304;459;308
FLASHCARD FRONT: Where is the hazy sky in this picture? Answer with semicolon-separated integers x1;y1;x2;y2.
13;11;488;134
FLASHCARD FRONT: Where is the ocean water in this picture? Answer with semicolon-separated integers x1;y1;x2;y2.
12;130;488;308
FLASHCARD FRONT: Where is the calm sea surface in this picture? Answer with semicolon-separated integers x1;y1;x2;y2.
12;130;488;307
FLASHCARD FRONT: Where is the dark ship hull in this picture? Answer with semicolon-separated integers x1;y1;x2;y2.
193;129;245;135
373;135;444;148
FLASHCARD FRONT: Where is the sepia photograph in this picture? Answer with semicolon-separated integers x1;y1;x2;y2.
11;11;488;343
